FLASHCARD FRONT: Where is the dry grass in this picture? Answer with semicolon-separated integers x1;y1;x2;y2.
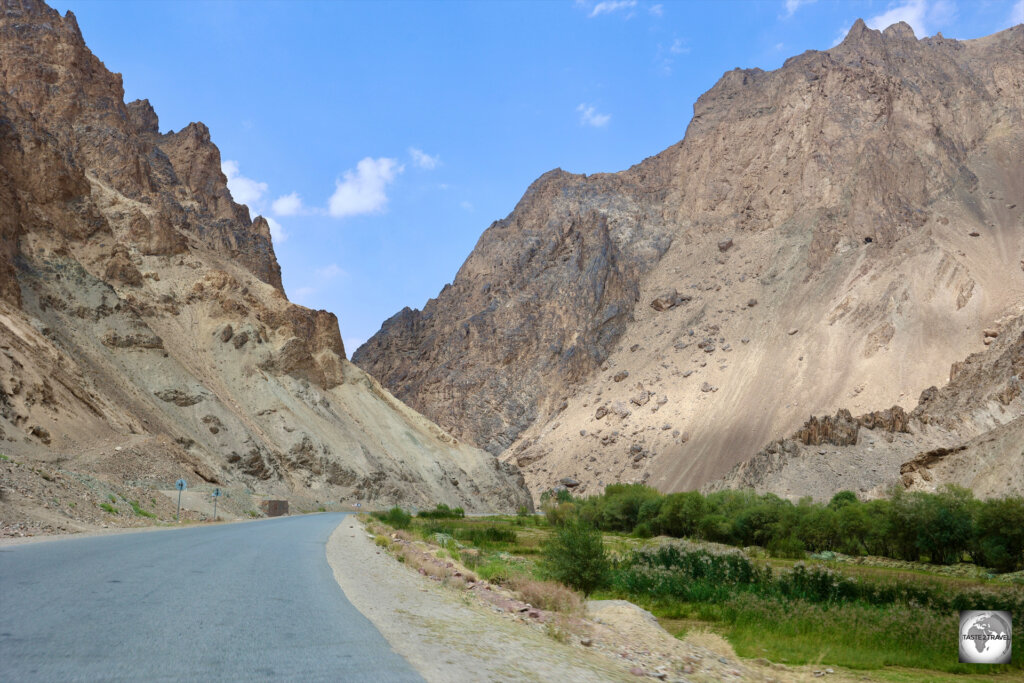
510;576;583;614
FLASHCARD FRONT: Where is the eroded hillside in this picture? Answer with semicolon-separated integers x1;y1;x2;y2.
0;0;530;533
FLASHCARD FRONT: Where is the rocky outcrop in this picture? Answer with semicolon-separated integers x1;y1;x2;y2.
0;0;531;516
357;19;1024;499
794;410;860;447
793;406;910;447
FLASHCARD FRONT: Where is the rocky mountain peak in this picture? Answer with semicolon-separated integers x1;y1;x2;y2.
126;99;160;134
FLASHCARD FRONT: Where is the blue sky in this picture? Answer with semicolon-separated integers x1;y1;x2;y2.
54;0;1024;352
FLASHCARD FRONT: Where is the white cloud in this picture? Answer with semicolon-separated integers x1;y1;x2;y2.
222;160;268;206
1011;0;1023;24
577;103;611;128
271;192;304;216
669;37;689;54
409;147;440;170
588;0;636;18
327;157;403;218
866;0;927;36
460;200;474;212
862;0;958;38
265;216;287;243
649;4;663;16
784;0;816;17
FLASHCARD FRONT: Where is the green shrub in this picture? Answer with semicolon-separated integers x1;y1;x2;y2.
372;506;412;529
974;496;1024;572
768;534;806;559
542;519;609;596
417;503;465;519
100;502;118;514
543;501;576;527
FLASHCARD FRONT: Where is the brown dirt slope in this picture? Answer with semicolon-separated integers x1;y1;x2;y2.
354;20;1024;501
708;308;1024;501
0;0;531;533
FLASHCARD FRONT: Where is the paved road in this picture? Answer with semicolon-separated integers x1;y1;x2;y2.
0;513;423;682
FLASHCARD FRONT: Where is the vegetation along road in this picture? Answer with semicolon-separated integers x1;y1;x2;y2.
0;513;422;682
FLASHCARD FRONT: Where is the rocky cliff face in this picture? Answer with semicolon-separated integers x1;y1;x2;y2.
0;0;530;533
355;169;674;455
355;20;1024;500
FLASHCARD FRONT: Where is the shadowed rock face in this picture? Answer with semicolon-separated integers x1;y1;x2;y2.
356;20;1024;499
355;171;674;454
0;0;531;516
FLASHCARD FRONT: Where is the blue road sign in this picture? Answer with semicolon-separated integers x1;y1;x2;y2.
175;479;187;520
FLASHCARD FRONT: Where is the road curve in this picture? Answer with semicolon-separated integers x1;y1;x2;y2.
0;513;423;682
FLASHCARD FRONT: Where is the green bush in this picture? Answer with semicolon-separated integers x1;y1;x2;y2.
417;503;465;519
99;502;118;514
767;534;805;559
543;501;576;527
974;496;1024;572
542;519;609;596
372;506;412;529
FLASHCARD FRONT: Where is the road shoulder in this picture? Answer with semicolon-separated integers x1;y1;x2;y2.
326;516;632;682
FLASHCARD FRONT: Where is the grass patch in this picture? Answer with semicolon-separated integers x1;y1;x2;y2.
99;502;118;514
509;576;582;614
720;594;1010;675
130;500;156;518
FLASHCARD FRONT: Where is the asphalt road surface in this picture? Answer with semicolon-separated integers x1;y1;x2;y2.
0;513;424;682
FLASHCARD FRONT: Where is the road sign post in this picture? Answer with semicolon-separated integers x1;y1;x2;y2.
175;478;187;520
212;487;222;521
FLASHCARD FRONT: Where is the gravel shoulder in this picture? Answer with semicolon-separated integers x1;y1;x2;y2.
326;516;632;682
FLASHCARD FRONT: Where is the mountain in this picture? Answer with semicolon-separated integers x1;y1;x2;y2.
354;20;1024;501
0;0;530;533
